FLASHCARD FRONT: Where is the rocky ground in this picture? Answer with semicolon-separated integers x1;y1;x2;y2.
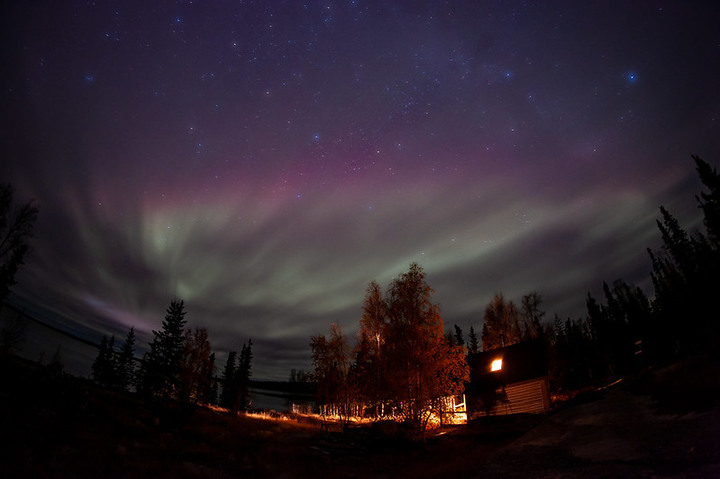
1;354;718;478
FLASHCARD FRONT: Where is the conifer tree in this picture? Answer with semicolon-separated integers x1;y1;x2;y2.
139;299;187;400
646;157;720;356
0;183;39;302
205;353;218;405
467;326;479;354
453;325;465;347
235;339;253;413
694;155;720;247
116;327;136;392
92;335;117;388
48;346;64;378
92;335;109;384
219;351;237;410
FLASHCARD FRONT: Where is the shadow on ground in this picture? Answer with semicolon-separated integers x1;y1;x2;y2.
1;354;718;478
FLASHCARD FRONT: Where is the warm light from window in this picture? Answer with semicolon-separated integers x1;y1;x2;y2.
491;359;502;372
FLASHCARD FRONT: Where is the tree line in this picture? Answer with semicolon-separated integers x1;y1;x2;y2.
447;290;545;354
545;156;719;391
310;263;470;432
2;155;717;420
311;155;719;420
471;156;718;392
91;298;253;413
0;184;255;413
458;156;719;392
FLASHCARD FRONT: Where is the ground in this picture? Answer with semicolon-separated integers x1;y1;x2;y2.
1;354;718;478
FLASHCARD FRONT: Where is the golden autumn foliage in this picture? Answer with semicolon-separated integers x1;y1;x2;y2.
313;263;470;432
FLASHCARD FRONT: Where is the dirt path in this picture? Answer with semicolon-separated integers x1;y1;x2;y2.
471;387;720;478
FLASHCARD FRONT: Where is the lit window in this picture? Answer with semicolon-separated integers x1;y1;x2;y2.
491;359;502;372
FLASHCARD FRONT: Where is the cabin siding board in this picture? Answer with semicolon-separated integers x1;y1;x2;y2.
466;339;551;418
492;377;549;415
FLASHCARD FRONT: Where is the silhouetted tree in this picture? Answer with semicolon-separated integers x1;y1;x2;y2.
454;325;465;347
603;281;647;374
578;279;652;380
92;335;117;388
607;280;652;363
219;340;253;414
656;206;695;278
481;293;521;351
234;339;253;413
289;368;310;382
586;291;617;378
178;327;215;405
549;315;595;391
0;183;39;301
206;353;218;405
138;299;187;400
520;291;545;340
219;351;237;409
116;327;136;392
550;156;720;392
694;155;720;247
645;157;720;356
354;281;386;416
0;309;26;354
467;325;480;354
48;346;64;378
311;325;354;421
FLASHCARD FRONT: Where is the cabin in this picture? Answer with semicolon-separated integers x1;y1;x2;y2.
466;339;550;419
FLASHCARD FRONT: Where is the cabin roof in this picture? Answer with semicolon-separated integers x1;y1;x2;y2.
467;338;548;386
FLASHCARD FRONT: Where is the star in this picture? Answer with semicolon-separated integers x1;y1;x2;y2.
3;0;718;383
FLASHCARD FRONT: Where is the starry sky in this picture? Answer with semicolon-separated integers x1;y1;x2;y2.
2;1;719;380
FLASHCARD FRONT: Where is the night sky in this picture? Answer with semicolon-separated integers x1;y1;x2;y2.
2;1;719;380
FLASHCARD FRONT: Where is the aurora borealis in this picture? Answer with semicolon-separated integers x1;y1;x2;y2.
2;1;719;379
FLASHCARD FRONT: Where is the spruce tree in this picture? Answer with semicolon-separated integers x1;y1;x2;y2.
647;158;720;356
235;340;253;413
0;183;39;302
467;326;479;354
116;327;136;392
205;353;218;405
694;155;720;246
92;335;117;388
453;325;465;346
92;335;109;385
219;351;237;410
139;299;187;400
